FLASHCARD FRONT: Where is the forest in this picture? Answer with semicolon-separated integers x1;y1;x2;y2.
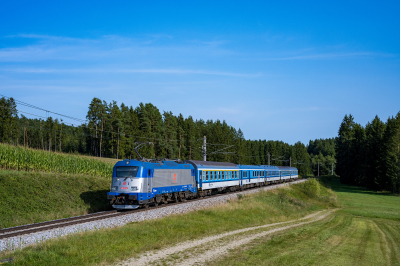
0;96;337;176
336;113;400;193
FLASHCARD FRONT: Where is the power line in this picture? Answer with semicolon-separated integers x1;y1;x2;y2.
0;94;88;123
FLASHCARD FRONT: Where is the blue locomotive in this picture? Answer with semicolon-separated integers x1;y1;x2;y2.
107;159;298;209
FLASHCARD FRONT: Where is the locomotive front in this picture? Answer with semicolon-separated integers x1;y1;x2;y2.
107;160;148;209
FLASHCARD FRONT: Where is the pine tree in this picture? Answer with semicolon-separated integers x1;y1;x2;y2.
381;114;400;192
335;114;355;184
365;116;386;189
177;113;186;159
163;111;178;159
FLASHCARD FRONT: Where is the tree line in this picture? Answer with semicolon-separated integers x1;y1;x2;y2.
336;113;400;193
0;96;338;176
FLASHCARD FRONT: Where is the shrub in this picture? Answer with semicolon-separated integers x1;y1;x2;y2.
303;178;320;198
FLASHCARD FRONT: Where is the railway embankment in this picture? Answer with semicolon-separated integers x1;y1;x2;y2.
0;178;338;265
0;143;117;229
0;170;112;229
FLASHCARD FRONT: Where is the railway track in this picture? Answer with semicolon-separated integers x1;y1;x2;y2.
0;179;303;240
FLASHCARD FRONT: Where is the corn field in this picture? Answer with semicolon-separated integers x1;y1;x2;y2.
0;143;113;178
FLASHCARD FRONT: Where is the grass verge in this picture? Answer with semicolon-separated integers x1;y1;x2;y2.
0;170;112;229
0;179;338;265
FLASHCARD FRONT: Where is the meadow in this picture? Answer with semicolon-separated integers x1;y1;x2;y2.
212;177;400;266
0;178;338;265
0;170;112;229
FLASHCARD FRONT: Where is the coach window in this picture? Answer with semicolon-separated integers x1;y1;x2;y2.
201;171;204;181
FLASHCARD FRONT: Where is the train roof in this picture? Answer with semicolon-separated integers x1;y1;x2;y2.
260;165;280;170
186;160;239;169
238;164;266;170
276;166;298;170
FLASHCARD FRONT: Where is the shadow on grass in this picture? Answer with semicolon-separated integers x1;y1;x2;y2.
80;190;113;213
326;177;393;197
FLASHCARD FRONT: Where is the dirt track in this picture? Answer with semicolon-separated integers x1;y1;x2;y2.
115;210;335;266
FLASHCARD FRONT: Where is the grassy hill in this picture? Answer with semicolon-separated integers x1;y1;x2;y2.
1;179;339;265
0;170;112;229
0;144;119;228
3;177;400;265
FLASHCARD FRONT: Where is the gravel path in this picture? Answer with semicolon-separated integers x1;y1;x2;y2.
0;180;305;252
116;209;334;266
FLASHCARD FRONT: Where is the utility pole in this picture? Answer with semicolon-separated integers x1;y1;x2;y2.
290;157;291;167
331;163;333;175
318;161;320;177
203;135;207;161
268;152;270;165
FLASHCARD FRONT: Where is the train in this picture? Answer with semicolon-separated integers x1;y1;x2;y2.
107;159;298;209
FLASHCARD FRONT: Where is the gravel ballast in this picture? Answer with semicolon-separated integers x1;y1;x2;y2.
0;179;306;252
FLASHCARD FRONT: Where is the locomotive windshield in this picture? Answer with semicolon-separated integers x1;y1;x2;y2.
116;166;139;178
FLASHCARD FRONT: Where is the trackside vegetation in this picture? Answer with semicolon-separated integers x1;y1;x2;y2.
212;177;400;266
0;143;113;178
0;170;112;229
0;179;338;265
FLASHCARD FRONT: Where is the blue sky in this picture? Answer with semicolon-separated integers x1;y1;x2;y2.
1;1;399;145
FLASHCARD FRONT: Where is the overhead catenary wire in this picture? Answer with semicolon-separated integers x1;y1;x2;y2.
0;94;88;123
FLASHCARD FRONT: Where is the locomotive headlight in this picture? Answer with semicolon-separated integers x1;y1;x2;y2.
111;186;118;191
131;186;138;191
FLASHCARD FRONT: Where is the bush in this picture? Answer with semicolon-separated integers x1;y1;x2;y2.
303;178;320;198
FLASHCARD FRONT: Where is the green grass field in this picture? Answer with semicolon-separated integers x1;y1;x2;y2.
211;177;400;266
0;179;338;265
0;170;112;229
2;177;399;265
0;144;120;229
